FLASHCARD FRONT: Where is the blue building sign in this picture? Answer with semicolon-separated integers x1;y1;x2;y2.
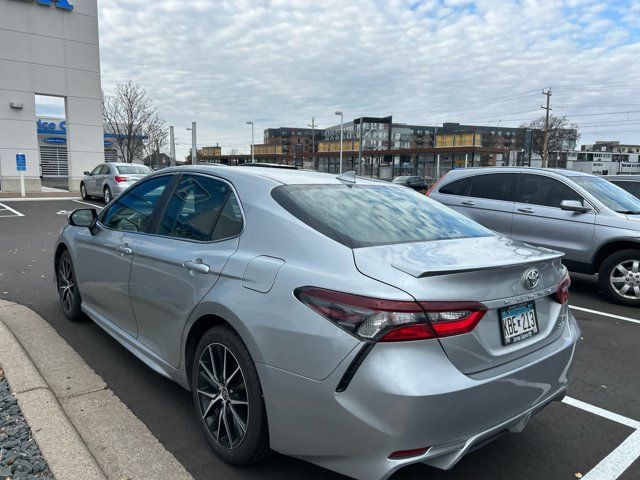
44;137;67;145
37;119;66;135
16;154;27;172
35;0;73;12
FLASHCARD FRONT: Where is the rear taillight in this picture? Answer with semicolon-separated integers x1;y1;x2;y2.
554;274;571;304
388;447;429;460
114;176;128;182
295;287;486;342
425;176;443;196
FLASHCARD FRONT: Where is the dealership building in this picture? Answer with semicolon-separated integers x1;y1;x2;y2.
0;0;104;193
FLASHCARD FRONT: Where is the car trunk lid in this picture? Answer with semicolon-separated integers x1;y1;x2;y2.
353;235;568;374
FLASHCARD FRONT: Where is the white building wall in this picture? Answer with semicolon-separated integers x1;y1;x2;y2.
0;0;102;193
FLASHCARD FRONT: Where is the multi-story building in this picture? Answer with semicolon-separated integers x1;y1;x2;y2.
264;127;323;157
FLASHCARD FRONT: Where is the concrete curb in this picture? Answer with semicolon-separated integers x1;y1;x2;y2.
0;299;193;480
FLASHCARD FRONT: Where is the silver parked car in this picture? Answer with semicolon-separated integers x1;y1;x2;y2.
55;166;579;480
80;162;152;203
428;167;640;306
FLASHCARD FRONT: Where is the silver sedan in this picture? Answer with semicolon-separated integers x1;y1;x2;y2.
55;165;580;480
80;162;152;203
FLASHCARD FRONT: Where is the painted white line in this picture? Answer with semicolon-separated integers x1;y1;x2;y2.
563;396;640;430
570;305;640;325
0;196;80;201
72;199;103;209
582;429;640;480
0;202;24;217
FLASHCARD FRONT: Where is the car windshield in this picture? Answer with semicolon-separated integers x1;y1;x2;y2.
116;165;152;175
272;184;493;248
572;176;640;213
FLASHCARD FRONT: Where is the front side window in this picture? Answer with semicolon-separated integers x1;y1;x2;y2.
469;173;518;201
516;175;582;208
272;184;492;248
90;165;102;176
101;175;172;232
157;175;240;241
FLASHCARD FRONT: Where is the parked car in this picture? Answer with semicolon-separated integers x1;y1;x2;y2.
80;163;152;203
428;167;640;306
392;175;428;191
604;175;640;199
55;166;578;480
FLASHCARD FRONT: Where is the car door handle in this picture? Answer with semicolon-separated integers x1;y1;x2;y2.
461;200;475;206
183;260;210;274
116;245;132;255
517;207;534;214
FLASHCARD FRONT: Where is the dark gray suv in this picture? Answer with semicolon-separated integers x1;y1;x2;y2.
428;167;640;306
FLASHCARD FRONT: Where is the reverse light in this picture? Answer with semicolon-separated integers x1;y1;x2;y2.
554;274;571;304
295;287;486;342
114;176;128;182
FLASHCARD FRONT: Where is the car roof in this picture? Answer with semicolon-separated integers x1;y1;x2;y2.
603;175;640;181
443;166;595;179
155;165;388;186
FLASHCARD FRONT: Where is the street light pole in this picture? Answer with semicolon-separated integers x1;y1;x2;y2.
246;121;255;163
335;111;343;174
186;122;197;165
169;126;176;166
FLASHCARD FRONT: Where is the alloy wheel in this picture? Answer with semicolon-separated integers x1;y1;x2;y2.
104;188;111;203
58;257;75;313
80;184;86;198
609;259;640;299
196;343;249;449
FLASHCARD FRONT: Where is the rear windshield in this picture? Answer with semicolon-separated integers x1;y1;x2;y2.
572;176;640;213
116;165;152;175
272;184;493;248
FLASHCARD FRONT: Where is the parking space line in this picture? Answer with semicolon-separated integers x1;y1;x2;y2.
563;396;640;429
0;202;24;217
582;429;640;480
72;200;103;209
570;305;640;325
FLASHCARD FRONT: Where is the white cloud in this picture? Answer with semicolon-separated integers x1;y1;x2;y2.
97;0;640;158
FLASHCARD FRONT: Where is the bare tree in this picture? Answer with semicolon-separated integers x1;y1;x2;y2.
142;114;168;169
103;81;162;163
520;115;580;166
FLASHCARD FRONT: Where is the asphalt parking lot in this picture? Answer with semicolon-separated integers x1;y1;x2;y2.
0;198;639;480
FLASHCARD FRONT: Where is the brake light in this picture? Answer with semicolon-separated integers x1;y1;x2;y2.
114;176;128;182
425;176;443;196
295;287;486;342
388;447;429;460
554;274;571;304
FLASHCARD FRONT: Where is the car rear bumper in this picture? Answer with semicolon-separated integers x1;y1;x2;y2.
257;310;580;480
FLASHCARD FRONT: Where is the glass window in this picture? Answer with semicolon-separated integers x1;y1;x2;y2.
611;181;640;199
101;175;171;232
272;185;492;248
157;175;232;241
573;176;640;213
211;194;243;240
116;165;152;175
438;176;473;196
469;173;518;201
516;175;582;208
100;165;112;175
90;165;103;176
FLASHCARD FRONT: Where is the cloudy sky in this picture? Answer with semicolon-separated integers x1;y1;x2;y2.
94;0;640;159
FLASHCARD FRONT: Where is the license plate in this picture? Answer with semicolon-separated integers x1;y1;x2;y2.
499;301;539;345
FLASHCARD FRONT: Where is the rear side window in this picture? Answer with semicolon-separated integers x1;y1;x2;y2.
469;173;518;201
516;174;582;208
157;175;241;241
272;184;492;248
99;165;111;175
439;176;472;195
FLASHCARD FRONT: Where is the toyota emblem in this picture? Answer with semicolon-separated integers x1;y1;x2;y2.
524;268;540;289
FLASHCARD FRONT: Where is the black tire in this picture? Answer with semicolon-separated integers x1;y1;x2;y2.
103;186;112;204
598;249;640;306
56;250;84;321
80;182;90;200
191;325;270;465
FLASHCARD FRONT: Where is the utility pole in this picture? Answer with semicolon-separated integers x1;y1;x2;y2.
186;122;197;165
308;116;316;170
335;111;344;174
169;126;176;166
246;121;255;163
541;88;552;168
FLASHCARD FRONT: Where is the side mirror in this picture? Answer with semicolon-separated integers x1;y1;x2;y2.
561;200;592;213
68;208;97;232
83;171;91;176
